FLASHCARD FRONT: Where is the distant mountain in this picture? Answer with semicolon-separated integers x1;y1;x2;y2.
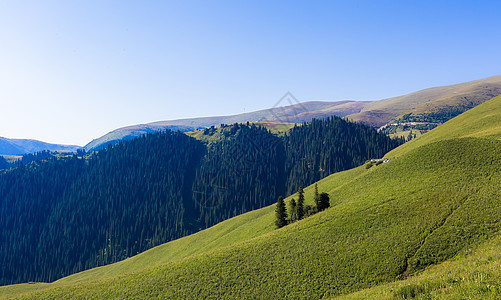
82;101;361;151
84;75;501;151
345;74;501;126
0;137;80;156
83;124;200;152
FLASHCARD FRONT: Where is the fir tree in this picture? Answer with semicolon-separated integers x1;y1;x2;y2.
275;196;287;228
297;187;305;220
314;183;320;208
289;198;297;222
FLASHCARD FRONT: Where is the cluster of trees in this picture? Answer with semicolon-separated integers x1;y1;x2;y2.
275;184;330;228
0;116;403;285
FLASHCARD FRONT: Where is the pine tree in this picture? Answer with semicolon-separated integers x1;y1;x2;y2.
314;183;320;208
275;196;287;228
289;198;297;222
297;187;304;220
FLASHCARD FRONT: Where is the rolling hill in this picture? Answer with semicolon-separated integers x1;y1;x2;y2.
83;75;501;151
4;95;501;298
345;74;501;127
0;137;80;156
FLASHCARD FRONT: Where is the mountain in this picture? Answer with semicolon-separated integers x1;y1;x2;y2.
83;75;501;151
5;95;500;298
0;137;80;156
0;116;400;286
345;74;501;126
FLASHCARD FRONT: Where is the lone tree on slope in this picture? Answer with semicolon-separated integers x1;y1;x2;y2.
275;196;288;228
297;186;305;220
314;183;320;209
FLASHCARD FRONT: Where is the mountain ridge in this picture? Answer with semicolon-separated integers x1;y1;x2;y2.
84;74;501;151
0;137;80;156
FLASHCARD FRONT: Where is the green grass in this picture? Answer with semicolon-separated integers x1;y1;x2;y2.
340;233;501;299
3;96;501;299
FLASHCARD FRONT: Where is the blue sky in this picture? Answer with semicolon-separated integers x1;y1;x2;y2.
1;0;500;146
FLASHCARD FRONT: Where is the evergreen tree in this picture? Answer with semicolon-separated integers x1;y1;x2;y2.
275;196;287;228
297;187;305;220
318;192;330;211
314;183;320;209
289;198;297;222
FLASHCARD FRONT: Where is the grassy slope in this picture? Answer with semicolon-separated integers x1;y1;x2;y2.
3;96;501;299
341;233;501;299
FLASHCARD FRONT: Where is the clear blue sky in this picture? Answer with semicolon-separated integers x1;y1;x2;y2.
1;0;500;146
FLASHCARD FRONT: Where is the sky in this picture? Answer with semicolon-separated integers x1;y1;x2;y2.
1;0;500;146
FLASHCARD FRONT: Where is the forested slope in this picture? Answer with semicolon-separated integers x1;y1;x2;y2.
0;117;400;285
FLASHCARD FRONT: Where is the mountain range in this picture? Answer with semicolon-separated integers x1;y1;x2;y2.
83;74;501;151
1;75;499;155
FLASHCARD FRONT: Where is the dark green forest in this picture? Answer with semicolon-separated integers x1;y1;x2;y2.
0;117;403;285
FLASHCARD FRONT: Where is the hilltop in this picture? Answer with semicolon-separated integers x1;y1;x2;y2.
4;95;501;298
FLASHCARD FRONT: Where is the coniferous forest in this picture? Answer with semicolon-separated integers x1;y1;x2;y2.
0;117;403;285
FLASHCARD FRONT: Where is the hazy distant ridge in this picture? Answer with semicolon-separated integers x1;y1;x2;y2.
0;137;80;156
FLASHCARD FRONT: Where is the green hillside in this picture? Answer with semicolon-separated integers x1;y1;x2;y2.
3;96;501;299
340;234;501;299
